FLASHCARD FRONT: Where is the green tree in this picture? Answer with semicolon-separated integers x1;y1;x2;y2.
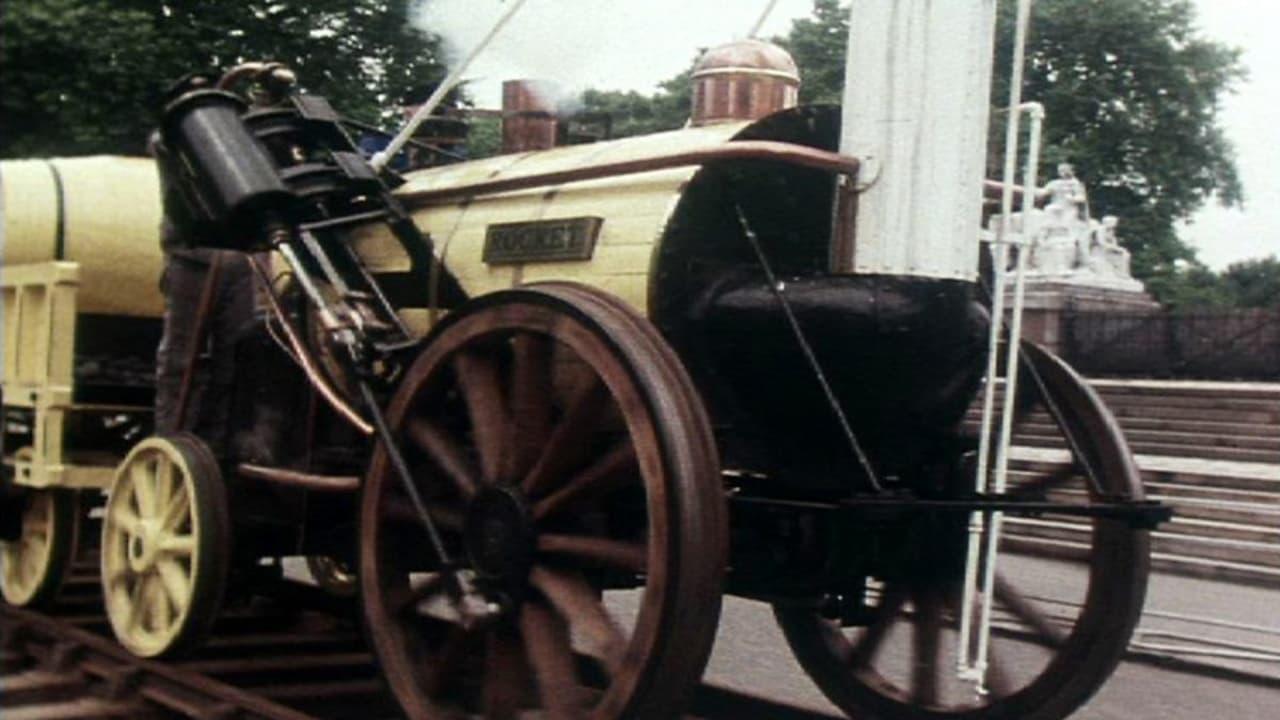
0;0;447;157
1220;256;1280;308
576;63;696;140
774;0;848;104
993;0;1245;289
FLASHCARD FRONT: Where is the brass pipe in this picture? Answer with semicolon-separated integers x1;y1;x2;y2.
174;253;224;432
400;140;861;208
237;464;359;493
247;256;374;436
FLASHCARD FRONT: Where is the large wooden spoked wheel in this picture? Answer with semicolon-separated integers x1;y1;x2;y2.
102;435;230;658
775;343;1150;720
361;283;727;720
1;450;79;607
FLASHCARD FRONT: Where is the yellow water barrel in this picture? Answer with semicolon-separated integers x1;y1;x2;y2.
1;156;164;317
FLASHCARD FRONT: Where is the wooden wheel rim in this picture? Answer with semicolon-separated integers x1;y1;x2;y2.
776;343;1150;719
102;437;204;657
361;284;726;719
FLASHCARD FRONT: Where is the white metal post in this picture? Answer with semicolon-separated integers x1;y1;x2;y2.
371;0;532;172
958;0;1036;694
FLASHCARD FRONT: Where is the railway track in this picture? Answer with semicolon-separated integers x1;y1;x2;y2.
0;563;843;720
6;566;1279;719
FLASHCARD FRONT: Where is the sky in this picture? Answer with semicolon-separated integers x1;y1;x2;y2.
419;0;1278;270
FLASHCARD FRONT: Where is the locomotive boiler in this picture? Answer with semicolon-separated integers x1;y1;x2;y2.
0;2;1173;719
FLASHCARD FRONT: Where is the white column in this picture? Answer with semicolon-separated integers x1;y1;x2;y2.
839;0;998;280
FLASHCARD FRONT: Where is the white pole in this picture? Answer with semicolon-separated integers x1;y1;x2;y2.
958;0;1035;693
748;0;782;38
371;0;532;171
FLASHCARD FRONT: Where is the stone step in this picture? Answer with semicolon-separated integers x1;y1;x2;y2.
1103;415;1280;437
1015;433;1280;464
1031;485;1280;529
1004;517;1280;568
1012;422;1280;451
969;402;1280;425
1002;535;1280;587
1090;378;1280;401
1108;403;1278;424
1008;455;1280;494
1094;392;1280;413
1143;480;1280;505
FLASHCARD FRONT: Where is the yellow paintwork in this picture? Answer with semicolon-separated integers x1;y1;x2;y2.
1;157;164;318
102;437;202;657
354;121;749;321
0;262;117;488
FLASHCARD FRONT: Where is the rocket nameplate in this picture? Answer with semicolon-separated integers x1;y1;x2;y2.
483;217;602;265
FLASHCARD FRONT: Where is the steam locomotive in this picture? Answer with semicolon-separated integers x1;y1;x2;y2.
2;3;1172;719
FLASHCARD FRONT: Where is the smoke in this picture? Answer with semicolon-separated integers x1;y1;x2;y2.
413;0;811;109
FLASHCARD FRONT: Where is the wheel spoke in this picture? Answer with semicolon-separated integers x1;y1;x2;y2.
850;584;909;668
160;535;195;556
110;506;143;536
533;441;637;521
156;558;191;610
132;461;157;519
520;602;586;720
529;566;626;675
383;496;464;533
125;577;147;632
909;589;943;707
151;573;173;631
508;332;554;481
452;351;510;484
522;377;609;498
483;629;528;718
994;574;1065;647
420;625;472;698
405;418;480;499
537;534;647;574
155;457;175;515
160;486;189;532
1008;463;1078;499
388;572;447;615
985;642;1016;699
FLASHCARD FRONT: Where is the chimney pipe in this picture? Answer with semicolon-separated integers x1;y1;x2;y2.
502;79;559;153
836;0;998;280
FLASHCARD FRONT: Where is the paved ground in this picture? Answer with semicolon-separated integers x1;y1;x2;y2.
698;565;1280;719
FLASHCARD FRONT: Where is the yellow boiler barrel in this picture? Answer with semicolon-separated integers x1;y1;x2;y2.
1;156;164;317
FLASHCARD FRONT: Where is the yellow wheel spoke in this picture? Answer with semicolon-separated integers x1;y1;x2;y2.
160;535;195;556
111;506;144;536
132;460;157;519
125;578;147;632
156;558;191;610
160;486;190;532
151;573;173;631
157;457;175;512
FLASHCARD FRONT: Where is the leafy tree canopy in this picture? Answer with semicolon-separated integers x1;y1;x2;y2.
579;0;1252;306
995;0;1246;285
0;0;446;157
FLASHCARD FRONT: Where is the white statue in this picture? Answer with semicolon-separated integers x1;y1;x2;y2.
1087;215;1132;279
987;167;1143;292
1037;163;1089;230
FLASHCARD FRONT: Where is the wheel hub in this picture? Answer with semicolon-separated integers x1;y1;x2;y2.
126;521;162;573
464;486;535;586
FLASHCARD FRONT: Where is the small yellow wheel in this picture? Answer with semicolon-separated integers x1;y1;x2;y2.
305;556;357;597
102;435;229;658
1;449;79;607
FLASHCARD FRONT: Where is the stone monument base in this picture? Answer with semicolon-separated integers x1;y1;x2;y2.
1006;280;1161;355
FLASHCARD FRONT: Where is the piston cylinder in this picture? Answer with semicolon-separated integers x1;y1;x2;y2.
161;89;293;248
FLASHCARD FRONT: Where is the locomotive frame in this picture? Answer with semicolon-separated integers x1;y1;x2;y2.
0;3;1178;719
